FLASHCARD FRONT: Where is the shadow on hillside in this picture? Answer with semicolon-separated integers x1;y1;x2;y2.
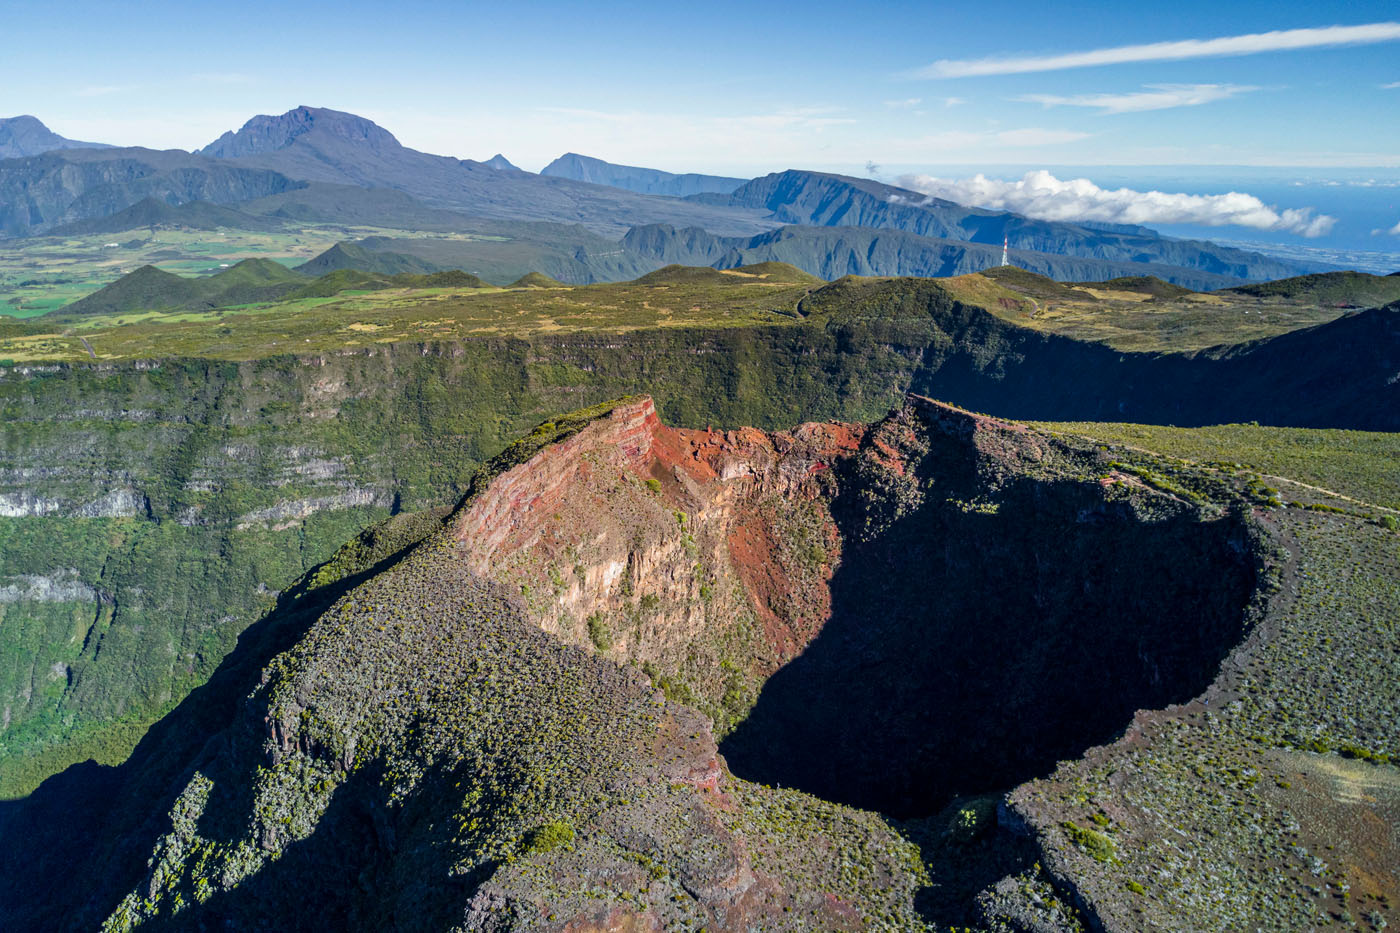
0;540;427;931
118;753;485;933
721;434;1257;821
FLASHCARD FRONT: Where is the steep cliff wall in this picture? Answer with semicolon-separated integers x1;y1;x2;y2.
3;282;1394;794
0;326;925;794
449;397;863;732
9;394;1392;932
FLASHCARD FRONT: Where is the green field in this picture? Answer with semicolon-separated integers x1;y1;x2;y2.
1033;420;1400;513
0;226;512;318
0;268;813;362
941;270;1354;352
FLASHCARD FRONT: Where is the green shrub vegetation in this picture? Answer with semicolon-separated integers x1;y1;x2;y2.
1062;821;1118;863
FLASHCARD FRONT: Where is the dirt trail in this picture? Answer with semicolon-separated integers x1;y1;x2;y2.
1048;431;1400;516
1261;472;1400;515
77;336;96;359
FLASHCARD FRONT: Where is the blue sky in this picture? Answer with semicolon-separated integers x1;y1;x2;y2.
5;1;1399;244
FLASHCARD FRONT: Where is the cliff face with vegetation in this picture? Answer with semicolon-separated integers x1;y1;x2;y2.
0;395;1277;931
3;392;1397;931
0;322;922;794
2;278;1397;798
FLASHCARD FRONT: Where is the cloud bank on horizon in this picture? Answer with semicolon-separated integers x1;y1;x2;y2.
917;22;1400;78
896;170;1338;238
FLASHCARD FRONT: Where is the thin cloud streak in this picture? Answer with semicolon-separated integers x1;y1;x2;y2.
915;22;1400;78
1019;83;1259;114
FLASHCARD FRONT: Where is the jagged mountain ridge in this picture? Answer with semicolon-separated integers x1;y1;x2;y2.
0;146;304;237
0;115;111;159
192;106;775;237
693;170;1308;280
199;104;402;159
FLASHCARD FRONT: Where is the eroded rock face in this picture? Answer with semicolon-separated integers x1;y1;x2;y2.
447;396;1257;821
450;396;865;732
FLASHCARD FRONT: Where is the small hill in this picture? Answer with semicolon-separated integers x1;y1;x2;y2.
200;258;307;306
508;271;566;288
58;265;193;316
295;242;438;277
1073;275;1193;299
283;268;394;299
403;269;489;289
281;267;394;295
55;259;308;317
726;261;824;284
1224;270;1400;307
980;265;1088;300
283;268;490;300
633;264;735;286
50;197;281;235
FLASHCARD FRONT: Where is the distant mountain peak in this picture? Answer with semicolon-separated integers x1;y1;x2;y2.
541;153;747;198
484;153;521;171
0;115;113;159
199;106;401;159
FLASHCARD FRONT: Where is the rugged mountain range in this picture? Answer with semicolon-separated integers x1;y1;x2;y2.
622;223;1250;290
694;170;1307;279
0;115;111;159
193;106;773;236
50;195;283;235
0;147;302;238
0;105;1320;289
542;151;746;197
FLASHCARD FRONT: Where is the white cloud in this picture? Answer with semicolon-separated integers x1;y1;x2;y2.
896;170;1338;237
1019;83;1259;114
884;98;922;109
943;97;966;107
1374;220;1400;236
1382;81;1400;89
915;22;1400;78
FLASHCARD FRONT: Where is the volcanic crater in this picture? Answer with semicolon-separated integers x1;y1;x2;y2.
452;395;1261;820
